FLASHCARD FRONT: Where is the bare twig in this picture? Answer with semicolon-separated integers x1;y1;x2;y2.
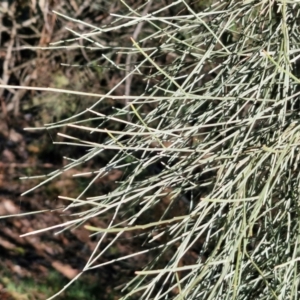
124;1;152;119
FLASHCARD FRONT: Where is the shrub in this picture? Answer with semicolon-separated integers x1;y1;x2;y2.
13;0;300;299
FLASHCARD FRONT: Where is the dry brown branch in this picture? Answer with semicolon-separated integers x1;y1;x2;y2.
124;1;152;116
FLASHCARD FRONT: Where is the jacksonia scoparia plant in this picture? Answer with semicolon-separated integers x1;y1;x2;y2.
12;0;300;299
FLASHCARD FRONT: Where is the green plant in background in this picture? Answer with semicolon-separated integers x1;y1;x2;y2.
4;0;300;299
0;268;103;300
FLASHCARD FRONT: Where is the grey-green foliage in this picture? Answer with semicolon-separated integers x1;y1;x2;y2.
25;0;300;299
